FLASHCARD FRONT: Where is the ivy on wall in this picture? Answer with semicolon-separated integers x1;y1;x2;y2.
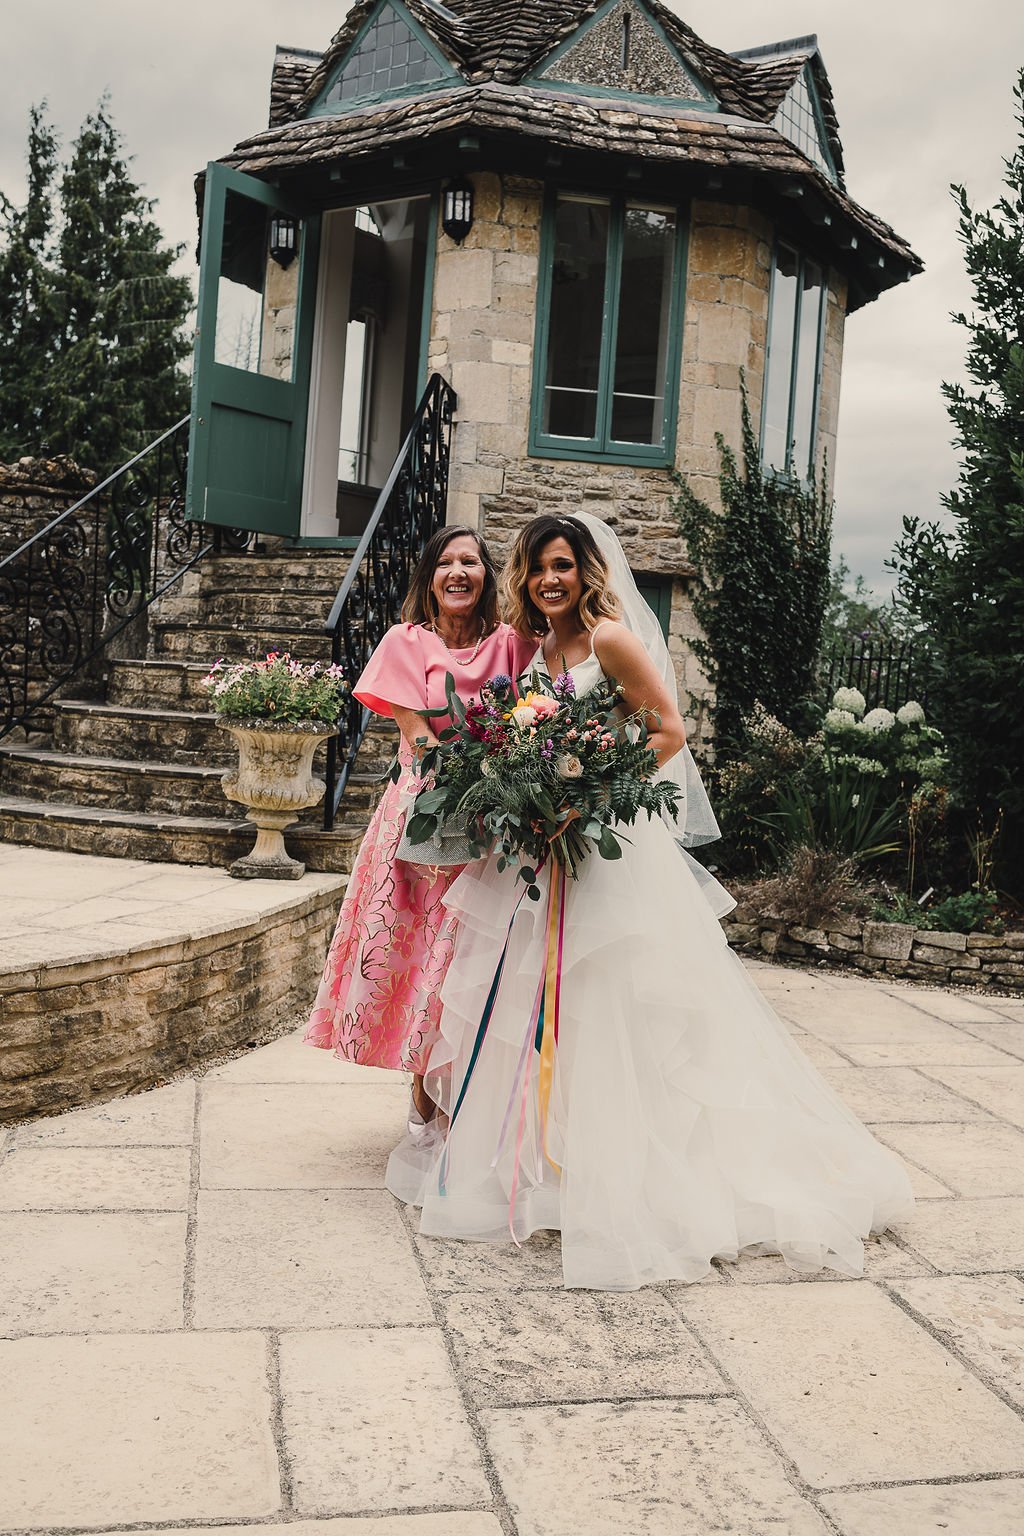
673;382;833;750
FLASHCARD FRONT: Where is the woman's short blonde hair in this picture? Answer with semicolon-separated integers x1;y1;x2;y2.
502;515;621;638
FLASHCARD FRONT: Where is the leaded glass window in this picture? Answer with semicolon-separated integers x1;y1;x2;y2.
322;5;444;109
772;67;835;180
762;242;825;481
533;193;683;463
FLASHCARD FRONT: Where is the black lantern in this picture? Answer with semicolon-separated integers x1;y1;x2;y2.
268;214;298;268
441;177;474;243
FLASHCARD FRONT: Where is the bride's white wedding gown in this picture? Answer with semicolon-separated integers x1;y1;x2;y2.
386;651;914;1290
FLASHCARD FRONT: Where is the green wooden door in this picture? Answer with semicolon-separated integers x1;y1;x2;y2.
187;163;320;536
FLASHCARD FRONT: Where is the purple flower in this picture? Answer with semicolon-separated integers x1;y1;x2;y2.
490;673;512;692
541;738;554;759
553;671;575;699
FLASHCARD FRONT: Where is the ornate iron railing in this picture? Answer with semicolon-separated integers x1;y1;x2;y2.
0;416;253;737
323;372;456;829
824;636;925;713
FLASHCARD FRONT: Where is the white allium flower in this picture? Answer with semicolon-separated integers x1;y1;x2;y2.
862;707;896;732
896;700;926;726
832;687;866;717
824;707;857;732
556;754;584;779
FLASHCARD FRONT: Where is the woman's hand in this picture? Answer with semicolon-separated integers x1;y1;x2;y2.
392;704;440;758
591;625;686;767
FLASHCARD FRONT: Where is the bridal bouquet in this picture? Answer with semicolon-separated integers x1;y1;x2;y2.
401;669;679;897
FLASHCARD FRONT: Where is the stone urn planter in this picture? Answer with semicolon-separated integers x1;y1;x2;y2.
218;719;337;879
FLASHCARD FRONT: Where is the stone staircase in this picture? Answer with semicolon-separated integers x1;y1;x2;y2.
0;547;394;872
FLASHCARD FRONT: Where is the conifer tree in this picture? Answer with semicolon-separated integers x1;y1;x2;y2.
48;98;192;471
0;105;60;461
892;69;1024;887
0;97;192;473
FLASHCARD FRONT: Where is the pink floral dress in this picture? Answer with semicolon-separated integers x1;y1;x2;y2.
305;622;536;1073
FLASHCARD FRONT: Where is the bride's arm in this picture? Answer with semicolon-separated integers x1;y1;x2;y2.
592;624;686;768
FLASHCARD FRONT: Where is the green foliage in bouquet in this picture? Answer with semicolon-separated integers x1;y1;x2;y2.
400;670;680;899
202;652;348;724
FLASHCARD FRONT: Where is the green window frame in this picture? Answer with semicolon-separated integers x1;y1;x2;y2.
760;240;827;482
307;0;454;117
529;191;688;467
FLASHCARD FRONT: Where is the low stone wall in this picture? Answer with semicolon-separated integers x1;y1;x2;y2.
723;905;1024;993
0;880;344;1124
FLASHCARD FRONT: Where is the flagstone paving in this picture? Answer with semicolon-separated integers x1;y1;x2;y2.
2;960;1024;1534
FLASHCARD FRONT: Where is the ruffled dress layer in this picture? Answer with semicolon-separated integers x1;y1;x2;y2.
386;654;914;1288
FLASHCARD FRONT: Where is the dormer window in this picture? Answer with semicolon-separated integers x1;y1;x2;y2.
772;66;836;181
318;3;446;111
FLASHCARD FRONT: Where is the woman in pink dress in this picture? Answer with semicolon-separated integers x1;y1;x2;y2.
306;525;535;1127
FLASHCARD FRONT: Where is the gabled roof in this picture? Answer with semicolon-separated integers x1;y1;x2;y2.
732;35;844;184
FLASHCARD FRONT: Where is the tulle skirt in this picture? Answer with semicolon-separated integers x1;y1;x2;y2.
386;812;915;1290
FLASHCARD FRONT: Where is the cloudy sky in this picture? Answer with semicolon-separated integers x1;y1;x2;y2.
3;1;1023;593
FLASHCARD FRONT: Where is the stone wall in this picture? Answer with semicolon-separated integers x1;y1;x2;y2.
0;457;97;562
0;881;343;1124
722;905;1024;994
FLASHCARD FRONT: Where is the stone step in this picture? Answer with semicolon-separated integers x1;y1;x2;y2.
51;700;234;766
194;591;336;628
105;659;214;709
1;724;390;813
199;551;354;593
0;795;368;873
0;744;238;818
151;622;329;664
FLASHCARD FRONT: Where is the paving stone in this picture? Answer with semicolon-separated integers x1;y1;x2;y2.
725;1232;928;1284
414;1229;567;1292
0;1332;279;1528
791;1036;853;1072
823;1066;990;1123
876;1122;1024;1197
280;1328;489;1513
200;1082;408;1189
793;1003;968;1047
891;1273;1024;1409
881;987;1007;1024
194;1189;431;1328
84;1520;504;1536
896;1198;1024;1272
834;1038;1014;1067
0;1144;192;1210
959;1019;1024;1061
16;1079;196;1146
922;1066;1024;1128
0;1211;186;1332
208;1027;396;1084
481;1398;829;1535
903;1163;957;1199
676;1283;1024;1486
443;1289;723;1406
821;1480;1024;1535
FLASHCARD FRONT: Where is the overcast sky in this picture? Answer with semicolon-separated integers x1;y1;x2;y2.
3;1;1023;594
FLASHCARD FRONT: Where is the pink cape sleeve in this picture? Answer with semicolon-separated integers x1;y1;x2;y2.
353;624;427;716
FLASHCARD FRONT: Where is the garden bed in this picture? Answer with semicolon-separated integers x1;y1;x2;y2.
722;905;1024;993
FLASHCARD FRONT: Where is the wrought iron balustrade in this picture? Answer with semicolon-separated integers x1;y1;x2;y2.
323;372;456;829
0;416;252;738
824;636;925;713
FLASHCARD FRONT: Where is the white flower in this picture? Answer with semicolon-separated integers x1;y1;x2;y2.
824;707;857;732
481;758;495;777
510;704;538;728
832;687;866;717
896;700;926;726
851;794;860;807
556;754;584;779
862;707;896;732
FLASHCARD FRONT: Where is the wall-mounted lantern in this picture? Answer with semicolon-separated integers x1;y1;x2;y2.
268;214;298;268
441;177;474;244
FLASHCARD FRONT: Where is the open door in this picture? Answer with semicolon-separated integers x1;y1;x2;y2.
187;163;320;536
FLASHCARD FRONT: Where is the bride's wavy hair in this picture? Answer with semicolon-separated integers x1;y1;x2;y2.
503;515;621;638
402;525;498;630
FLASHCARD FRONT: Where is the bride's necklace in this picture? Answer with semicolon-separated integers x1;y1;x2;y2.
431;618;487;667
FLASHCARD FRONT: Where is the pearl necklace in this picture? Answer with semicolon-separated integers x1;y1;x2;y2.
430;619;488;667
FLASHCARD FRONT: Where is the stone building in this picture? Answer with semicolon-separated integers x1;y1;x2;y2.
190;0;920;728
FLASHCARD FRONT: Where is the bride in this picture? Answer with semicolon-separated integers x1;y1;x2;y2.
386;512;914;1290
